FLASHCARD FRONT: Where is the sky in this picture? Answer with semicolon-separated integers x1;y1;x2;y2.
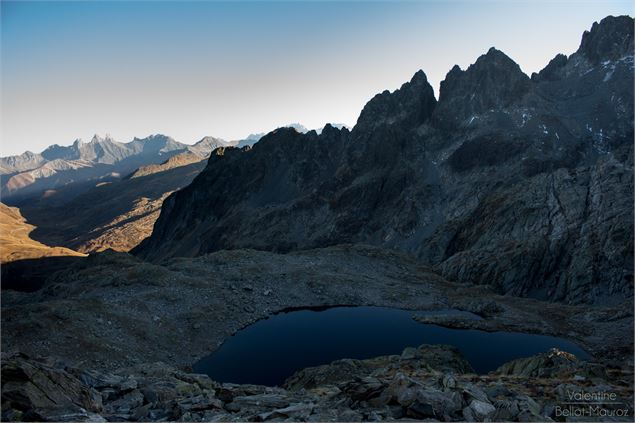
1;1;633;156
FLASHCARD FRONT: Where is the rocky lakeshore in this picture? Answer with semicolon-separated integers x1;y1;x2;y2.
2;246;632;372
2;345;633;422
2;245;633;421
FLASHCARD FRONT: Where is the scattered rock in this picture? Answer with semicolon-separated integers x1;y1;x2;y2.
2;347;632;422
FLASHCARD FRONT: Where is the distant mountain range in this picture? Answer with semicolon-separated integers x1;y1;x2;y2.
0;134;231;203
19;158;208;254
1;124;349;204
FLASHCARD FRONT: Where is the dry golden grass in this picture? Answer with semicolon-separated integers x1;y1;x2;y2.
0;203;86;263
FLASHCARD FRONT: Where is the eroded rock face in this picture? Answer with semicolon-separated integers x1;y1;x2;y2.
134;16;634;306
356;70;437;132
3;347;632;422
578;15;635;65
1;352;103;422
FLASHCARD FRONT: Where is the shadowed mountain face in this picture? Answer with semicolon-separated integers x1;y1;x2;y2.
0;135;231;204
135;16;634;305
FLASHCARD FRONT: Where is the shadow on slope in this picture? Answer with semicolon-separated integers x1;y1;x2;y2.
20;160;207;253
1;256;86;292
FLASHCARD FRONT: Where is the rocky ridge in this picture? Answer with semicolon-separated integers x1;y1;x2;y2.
135;16;634;305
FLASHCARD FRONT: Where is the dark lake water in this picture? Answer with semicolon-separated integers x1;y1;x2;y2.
193;306;590;386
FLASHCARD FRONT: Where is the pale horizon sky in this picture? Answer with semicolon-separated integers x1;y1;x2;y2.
1;1;633;156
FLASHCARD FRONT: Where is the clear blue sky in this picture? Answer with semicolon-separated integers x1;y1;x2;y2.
1;1;633;156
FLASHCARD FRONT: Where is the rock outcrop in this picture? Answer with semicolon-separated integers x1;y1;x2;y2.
3;346;632;422
135;16;634;305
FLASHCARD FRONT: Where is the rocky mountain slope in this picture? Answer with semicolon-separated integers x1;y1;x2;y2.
0;134;232;203
136;16;634;305
18;159;208;253
127;153;205;179
0;203;85;263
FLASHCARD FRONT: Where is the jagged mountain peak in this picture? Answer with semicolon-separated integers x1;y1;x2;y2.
435;47;530;127
320;123;348;138
130;134;176;145
89;134;115;144
531;53;568;82
355;69;436;132
187;136;232;158
531;15;633;84
409;69;429;85
440;47;528;96
579;15;634;65
282;123;310;133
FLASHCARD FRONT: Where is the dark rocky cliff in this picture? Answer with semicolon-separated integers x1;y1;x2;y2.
135;16;634;305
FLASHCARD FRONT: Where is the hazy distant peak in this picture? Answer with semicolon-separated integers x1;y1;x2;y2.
282;123;310;133
195;135;225;144
187;136;232;158
90;134;114;144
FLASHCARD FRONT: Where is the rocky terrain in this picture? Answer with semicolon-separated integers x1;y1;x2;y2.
136;16;634;305
2;245;632;373
0;203;85;264
127;153;205;180
2;244;633;420
2;344;632;422
2;15;633;423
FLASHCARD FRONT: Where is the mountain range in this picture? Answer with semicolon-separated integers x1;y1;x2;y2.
135;15;634;305
1;124;350;204
0;134;233;204
1;15;633;422
0;124;351;254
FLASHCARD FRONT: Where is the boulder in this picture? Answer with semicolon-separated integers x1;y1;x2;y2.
1;353;102;421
